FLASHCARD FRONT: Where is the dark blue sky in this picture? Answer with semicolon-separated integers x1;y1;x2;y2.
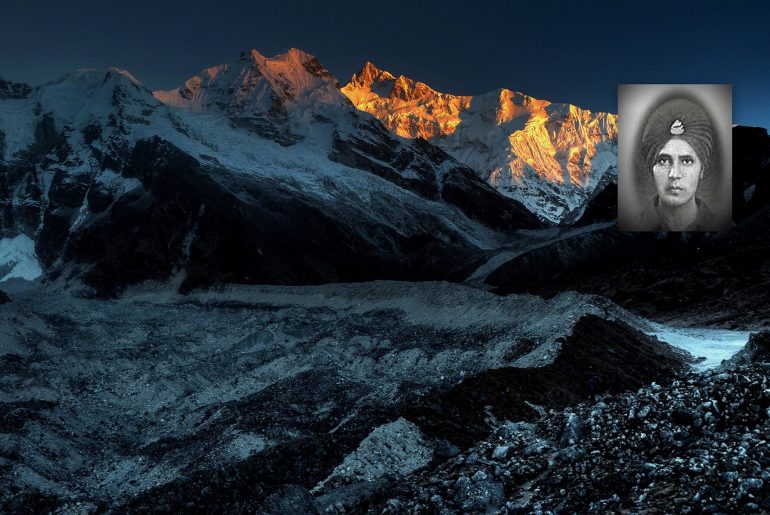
2;0;770;127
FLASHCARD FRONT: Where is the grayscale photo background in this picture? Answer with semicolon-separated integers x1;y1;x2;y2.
618;84;732;231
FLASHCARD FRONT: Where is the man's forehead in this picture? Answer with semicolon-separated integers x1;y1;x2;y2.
658;138;696;155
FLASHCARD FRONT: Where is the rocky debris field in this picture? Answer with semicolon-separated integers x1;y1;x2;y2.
0;280;707;513
315;333;770;514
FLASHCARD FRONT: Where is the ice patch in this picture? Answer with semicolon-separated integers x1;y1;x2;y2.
0;234;42;282
647;324;753;371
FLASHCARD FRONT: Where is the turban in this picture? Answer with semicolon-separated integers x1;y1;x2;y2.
640;97;714;174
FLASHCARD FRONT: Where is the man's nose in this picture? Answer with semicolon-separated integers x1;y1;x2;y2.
668;160;682;179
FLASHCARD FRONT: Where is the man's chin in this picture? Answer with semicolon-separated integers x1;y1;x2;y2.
659;193;694;209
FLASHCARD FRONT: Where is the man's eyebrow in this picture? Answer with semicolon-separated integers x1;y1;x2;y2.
679;154;694;160
657;153;672;159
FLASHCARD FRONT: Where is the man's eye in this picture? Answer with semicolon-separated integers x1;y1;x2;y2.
657;157;671;165
682;158;694;165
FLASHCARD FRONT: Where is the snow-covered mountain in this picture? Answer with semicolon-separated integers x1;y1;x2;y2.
342;63;618;224
0;49;539;294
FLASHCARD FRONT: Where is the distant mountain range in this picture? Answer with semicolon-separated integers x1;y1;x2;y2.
0;49;541;294
3;48;767;298
342;62;618;224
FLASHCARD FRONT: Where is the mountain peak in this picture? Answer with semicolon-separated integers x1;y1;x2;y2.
247;47;334;81
349;61;395;87
389;74;435;102
249;48;267;64
248;48;314;65
362;61;381;76
27;66;157;125
284;47;315;62
154;48;344;113
102;67;144;87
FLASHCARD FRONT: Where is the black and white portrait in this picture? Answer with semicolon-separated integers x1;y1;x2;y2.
618;84;732;232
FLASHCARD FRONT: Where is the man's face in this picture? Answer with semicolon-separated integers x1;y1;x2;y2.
652;138;703;208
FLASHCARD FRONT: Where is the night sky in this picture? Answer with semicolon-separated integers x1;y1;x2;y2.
2;0;770;127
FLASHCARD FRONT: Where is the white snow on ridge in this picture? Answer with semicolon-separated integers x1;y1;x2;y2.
0;234;42;282
647;324;752;371
33;68;153;126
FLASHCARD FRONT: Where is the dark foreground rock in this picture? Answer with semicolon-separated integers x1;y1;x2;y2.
367;362;770;514
721;331;770;369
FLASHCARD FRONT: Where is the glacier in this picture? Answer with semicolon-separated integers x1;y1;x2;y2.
0;234;42;282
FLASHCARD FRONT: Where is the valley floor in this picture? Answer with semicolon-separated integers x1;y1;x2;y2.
0;279;765;513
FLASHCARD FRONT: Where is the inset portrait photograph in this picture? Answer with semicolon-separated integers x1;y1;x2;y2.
618;84;732;232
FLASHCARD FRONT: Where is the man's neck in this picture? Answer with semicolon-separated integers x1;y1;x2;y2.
659;197;698;231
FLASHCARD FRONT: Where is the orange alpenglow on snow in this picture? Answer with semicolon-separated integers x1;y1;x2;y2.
154;48;345;113
341;62;618;224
